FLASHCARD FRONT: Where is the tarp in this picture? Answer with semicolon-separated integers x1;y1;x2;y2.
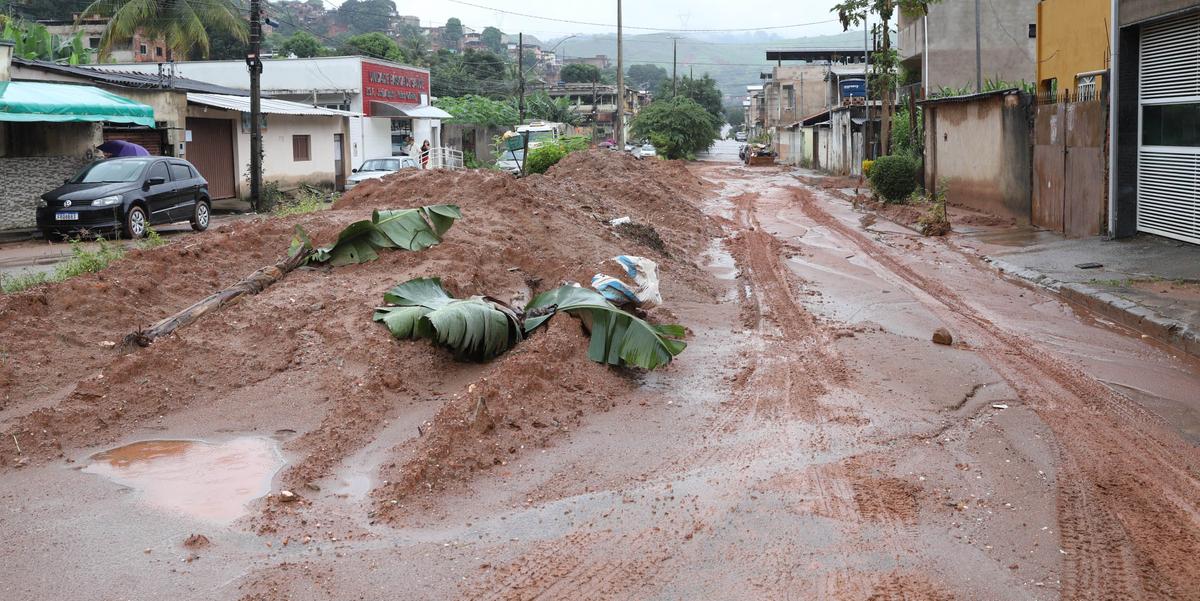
0;81;155;127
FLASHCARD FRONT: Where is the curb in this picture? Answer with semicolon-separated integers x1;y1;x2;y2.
983;257;1200;359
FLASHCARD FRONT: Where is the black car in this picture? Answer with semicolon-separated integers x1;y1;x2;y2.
37;157;211;239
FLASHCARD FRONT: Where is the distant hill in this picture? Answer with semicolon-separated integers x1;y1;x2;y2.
549;31;866;99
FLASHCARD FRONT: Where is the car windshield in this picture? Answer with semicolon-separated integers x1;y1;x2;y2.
500;149;524;161
72;160;148;183
642;145;655;150
525;130;556;144
359;159;400;172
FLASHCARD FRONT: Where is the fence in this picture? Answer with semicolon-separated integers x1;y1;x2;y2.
1031;95;1107;237
419;147;465;171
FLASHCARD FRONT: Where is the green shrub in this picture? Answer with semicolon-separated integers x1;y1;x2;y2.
139;226;167;250
273;188;327;217
0;271;50;294
868;154;919;203
525;142;569;174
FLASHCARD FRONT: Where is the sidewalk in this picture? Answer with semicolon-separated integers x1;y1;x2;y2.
955;225;1200;358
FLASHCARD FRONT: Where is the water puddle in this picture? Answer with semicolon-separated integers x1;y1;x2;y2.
83;437;284;524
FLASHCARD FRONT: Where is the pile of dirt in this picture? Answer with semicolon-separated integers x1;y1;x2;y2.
0;150;720;530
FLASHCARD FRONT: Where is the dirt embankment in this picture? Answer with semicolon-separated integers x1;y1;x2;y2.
0;151;720;520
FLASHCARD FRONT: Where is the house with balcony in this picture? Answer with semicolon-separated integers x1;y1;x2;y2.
539;82;645;142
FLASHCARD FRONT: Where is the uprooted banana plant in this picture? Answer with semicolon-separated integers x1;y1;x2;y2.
291;205;462;266
126;205;461;348
374;278;686;370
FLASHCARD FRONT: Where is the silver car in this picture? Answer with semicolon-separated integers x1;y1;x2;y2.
345;157;419;190
495;149;524;175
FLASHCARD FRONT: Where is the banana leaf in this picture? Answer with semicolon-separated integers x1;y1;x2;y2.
374;278;523;361
524;285;686;370
302;205;461;266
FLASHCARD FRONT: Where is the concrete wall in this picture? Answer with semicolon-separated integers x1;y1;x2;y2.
1037;0;1111;93
0;156;91;231
924;93;1033;222
897;0;1037;92
1120;0;1200;26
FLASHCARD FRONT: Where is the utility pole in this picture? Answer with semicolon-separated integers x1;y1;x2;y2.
863;15;871;160
247;0;263;210
974;0;982;93
672;37;678;97
518;32;525;123
615;0;624;149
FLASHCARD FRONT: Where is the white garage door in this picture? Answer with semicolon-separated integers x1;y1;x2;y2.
1137;12;1200;245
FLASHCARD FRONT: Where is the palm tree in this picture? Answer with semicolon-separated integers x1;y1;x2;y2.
80;0;248;60
399;34;429;67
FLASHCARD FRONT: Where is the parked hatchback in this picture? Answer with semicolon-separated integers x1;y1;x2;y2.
37;157;211;239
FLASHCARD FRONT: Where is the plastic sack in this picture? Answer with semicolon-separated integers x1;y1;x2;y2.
590;255;661;308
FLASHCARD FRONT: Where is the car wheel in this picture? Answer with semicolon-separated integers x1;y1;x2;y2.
124;205;148;239
191;200;211;232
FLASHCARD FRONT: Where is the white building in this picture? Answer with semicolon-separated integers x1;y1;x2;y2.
85;56;450;167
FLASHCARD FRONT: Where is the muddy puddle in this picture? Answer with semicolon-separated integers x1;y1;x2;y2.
83;437;284;524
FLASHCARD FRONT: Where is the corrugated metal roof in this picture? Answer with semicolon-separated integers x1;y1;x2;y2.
919;88;1023;106
13;58;252;96
187;93;360;116
369;101;452;119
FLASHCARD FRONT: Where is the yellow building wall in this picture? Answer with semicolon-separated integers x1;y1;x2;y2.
1037;0;1111;94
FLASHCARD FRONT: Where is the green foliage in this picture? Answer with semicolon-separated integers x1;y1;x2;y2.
524;285;687;370
890;104;922;157
916;178;950;236
295;205;461;266
724;102;746;129
336;0;397;35
561;63;601;83
374;277;687;370
339;32;403;62
632;98;719;160
442;17;464;48
139;226;167;250
2;18;55;61
0;271;51;294
655;74;724;122
435;95;519;128
525;143;569;175
627;64;669;91
79;0;247;59
272;188;328;217
374;277;524;361
432;49;510;98
523;91;581;126
278;31;325;58
932;78;1036;98
868;154;919;203
481;26;504;53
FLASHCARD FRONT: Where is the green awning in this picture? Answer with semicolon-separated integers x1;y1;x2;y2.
0;81;155;127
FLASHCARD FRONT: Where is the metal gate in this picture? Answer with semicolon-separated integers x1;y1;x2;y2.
1032;96;1107;237
103;127;166;155
185;117;236;199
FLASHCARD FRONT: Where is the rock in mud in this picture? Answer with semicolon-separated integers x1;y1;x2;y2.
278;490;298;502
183;534;211;549
932;327;954;345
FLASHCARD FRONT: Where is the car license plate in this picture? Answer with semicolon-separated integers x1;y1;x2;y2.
56;212;79;221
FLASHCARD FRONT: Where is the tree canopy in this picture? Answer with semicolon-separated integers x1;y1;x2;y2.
656;74;724;122
79;0;246;59
627;64;668;91
434;95;519;128
631;97;720;160
337;0;396;35
431;49;511;98
338;32;403;62
561;63;601;83
481;26;504;54
278;31;325;58
443;17;464;48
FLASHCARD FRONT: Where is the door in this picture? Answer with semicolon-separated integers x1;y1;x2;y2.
334;134;345;191
185;117;236;199
1137;12;1200;245
167;161;199;221
143;161;175;223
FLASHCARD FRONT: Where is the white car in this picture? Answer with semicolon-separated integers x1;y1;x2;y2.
345;157;419;190
638;144;657;158
495;148;524;175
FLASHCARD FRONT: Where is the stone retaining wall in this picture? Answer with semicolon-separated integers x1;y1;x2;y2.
0;156;90;232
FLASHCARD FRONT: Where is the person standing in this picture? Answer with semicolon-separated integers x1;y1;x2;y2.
420;140;430;169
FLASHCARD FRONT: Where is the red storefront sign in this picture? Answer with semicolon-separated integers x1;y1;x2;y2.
361;61;430;117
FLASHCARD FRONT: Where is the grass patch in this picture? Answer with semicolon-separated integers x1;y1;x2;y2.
273;188;331;217
138;226;167;250
1;238;126;294
1088;278;1129;287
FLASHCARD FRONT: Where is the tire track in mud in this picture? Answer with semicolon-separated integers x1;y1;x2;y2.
793;185;1200;600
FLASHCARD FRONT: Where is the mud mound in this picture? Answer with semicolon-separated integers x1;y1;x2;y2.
371;316;632;521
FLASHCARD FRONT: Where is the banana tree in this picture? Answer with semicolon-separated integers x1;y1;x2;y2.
293;205;461;266
374;278;686;370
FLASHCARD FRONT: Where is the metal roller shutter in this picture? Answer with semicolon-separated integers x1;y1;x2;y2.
1137;12;1200;244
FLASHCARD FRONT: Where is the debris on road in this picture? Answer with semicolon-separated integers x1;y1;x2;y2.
932;327;954;345
591;255;662;308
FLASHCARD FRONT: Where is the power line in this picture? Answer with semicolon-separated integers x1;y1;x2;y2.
445;0;840;33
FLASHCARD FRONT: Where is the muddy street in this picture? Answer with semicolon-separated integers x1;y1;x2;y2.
1;153;1198;600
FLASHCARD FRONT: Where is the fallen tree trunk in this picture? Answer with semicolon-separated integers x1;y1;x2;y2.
123;249;311;349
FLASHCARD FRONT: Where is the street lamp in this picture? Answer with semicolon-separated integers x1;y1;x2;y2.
548;34;581;68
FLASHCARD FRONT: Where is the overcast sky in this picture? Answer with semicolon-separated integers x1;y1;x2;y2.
390;0;851;40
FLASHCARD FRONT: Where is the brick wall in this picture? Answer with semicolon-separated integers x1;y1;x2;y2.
0;156;90;232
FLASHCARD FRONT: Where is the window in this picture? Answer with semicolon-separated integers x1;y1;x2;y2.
88;36;101;49
139;43;147;55
1028;23;1037;38
147;162;169;183
293;135;312;161
1076;75;1097;101
155;46;163;57
168;163;192;181
1142;103;1200;147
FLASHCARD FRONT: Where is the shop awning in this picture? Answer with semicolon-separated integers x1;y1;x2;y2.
0;81;155;126
187;93;360;117
370;101;453;119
